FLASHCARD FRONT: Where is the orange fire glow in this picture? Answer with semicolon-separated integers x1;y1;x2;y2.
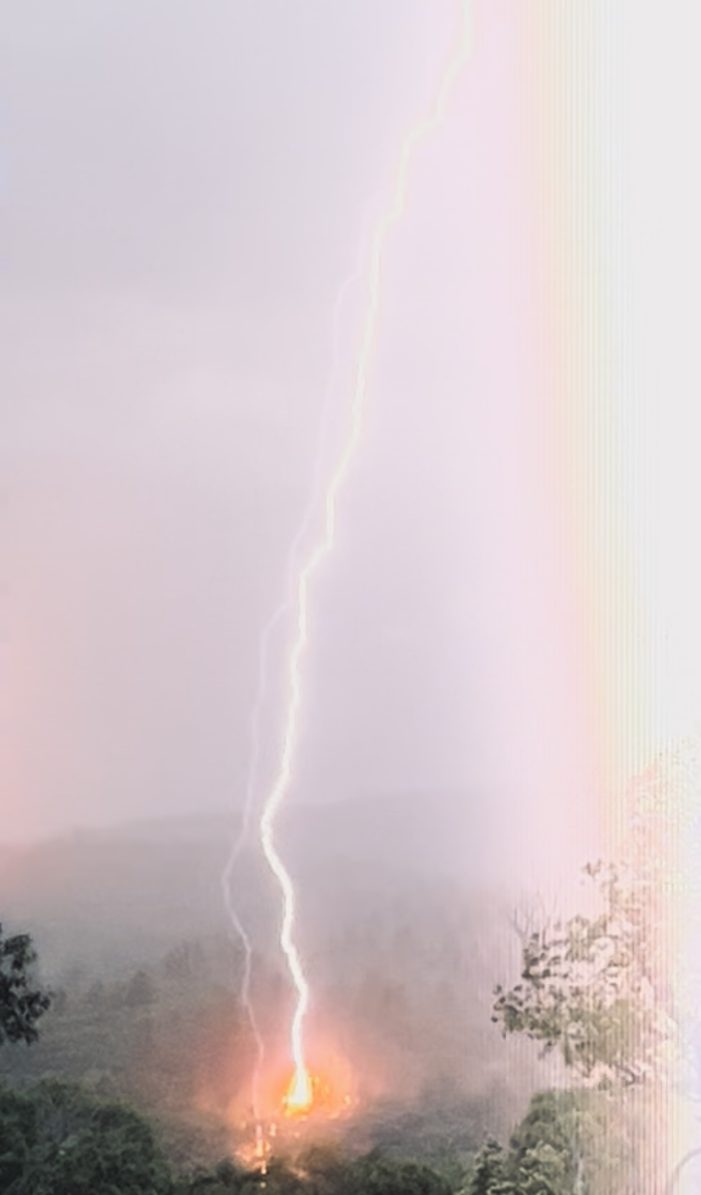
283;1064;314;1116
233;1051;359;1172
277;1058;355;1122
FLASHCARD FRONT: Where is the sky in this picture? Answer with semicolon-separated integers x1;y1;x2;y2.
3;0;700;893
0;0;601;864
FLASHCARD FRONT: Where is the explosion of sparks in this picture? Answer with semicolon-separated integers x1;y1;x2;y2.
258;0;474;1115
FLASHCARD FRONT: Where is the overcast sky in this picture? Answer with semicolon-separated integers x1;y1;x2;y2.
6;1;679;878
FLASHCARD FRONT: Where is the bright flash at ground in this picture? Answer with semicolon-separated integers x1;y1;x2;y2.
283;1065;314;1116
280;1064;355;1121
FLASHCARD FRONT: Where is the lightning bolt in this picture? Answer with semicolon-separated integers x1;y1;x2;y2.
259;0;473;1110
221;235;372;1120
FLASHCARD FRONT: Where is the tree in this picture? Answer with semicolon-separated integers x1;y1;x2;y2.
175;1156;252;1194
0;924;51;1046
465;1139;508;1194
460;1092;609;1195
296;1145;350;1195
346;1152;451;1195
124;968;157;1009
503;1092;584;1195
503;1141;572;1194
491;746;699;1192
492;861;672;1086
0;1080;173;1194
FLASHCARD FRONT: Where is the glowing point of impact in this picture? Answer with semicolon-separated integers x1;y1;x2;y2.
283;1065;314;1116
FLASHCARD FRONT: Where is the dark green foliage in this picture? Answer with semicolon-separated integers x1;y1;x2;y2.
174;1155;254;1194
2;946;249;1136
508;1092;576;1160
461;1091;605;1195
296;1145;351;1195
0;1080;173;1193
345;1151;452;1195
175;1149;452;1195
504;1092;580;1194
0;924;51;1046
501;1141;573;1194
342;1093;484;1184
0;1078;462;1195
464;1139;507;1194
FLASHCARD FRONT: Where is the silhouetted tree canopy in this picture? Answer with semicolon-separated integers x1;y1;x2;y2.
344;1151;451;1195
0;923;51;1046
0;1080;173;1194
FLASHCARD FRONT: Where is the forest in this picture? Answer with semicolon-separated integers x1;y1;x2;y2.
0;794;676;1194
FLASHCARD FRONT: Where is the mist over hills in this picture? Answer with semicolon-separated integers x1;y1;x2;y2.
0;790;513;978
0;788;545;1154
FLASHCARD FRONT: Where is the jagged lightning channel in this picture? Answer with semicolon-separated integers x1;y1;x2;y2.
221;245;370;1120
259;0;473;1107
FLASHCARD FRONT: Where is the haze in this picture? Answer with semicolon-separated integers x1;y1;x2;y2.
1;1;603;900
2;6;698;1191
